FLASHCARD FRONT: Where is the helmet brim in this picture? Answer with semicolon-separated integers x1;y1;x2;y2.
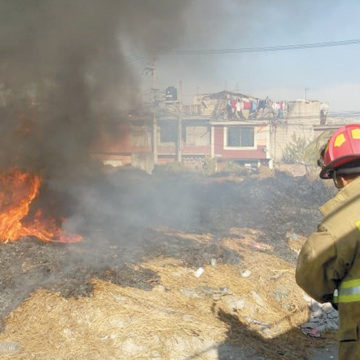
320;154;360;179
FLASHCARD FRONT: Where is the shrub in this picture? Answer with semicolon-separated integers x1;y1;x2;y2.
282;134;309;164
203;156;216;176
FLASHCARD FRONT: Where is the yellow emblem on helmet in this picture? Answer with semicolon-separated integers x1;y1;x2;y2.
352;129;360;139
334;133;346;147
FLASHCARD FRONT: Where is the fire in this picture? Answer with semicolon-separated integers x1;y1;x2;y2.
0;168;82;243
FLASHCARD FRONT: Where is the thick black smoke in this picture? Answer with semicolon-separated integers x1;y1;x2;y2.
0;0;190;178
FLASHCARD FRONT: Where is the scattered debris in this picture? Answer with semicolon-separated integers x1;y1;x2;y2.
180;286;232;300
252;242;274;251
286;232;307;254
241;269;252;278
122;338;145;356
223;295;246;311
245;317;271;329
300;326;322;338
229;235;274;252
274;287;289;302
0;341;20;355
269;269;291;280
300;297;338;337
195;267;205;278
251;291;265;307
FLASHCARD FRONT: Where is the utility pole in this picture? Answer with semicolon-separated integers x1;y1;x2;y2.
177;80;183;163
304;87;310;101
151;57;158;165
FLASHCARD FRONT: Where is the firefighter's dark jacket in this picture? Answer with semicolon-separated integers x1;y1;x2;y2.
296;176;360;343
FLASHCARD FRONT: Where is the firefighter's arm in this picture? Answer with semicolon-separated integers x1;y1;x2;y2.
296;227;341;303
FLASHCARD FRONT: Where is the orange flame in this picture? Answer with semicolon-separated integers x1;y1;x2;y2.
0;168;82;243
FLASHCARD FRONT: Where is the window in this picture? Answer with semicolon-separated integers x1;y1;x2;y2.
227;127;254;147
159;121;177;143
184;126;210;146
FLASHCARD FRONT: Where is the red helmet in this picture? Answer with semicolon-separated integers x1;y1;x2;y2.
319;124;360;179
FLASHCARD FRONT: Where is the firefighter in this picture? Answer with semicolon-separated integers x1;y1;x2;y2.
296;124;360;359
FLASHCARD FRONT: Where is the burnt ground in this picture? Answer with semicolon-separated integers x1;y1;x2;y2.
0;169;334;336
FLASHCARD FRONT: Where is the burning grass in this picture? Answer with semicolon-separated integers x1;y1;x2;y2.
0;168;82;243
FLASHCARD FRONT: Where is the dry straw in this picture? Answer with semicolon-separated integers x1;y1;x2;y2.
0;228;324;360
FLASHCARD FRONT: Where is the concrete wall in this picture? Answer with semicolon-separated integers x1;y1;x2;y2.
270;123;315;163
287;100;322;124
269;100;326;163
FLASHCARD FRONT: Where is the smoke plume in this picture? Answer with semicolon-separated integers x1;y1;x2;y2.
0;0;190;178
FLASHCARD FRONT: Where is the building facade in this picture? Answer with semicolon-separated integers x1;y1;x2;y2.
92;90;328;172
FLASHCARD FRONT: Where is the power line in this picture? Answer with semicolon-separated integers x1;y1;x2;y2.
167;39;360;55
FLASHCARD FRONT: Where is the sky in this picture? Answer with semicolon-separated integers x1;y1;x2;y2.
135;0;360;112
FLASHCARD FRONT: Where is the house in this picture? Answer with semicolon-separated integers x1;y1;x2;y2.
91;113;154;173
156;90;272;170
178;91;327;168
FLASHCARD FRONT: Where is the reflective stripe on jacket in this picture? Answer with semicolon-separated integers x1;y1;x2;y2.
333;279;360;303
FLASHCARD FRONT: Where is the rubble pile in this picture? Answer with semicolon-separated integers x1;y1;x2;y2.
300;296;339;337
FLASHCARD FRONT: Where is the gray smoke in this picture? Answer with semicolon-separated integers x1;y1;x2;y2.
0;0;190;178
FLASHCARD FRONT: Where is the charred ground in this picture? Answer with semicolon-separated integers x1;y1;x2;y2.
0;169;334;330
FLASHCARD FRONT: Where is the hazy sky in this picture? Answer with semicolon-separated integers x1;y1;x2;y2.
136;0;360;112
